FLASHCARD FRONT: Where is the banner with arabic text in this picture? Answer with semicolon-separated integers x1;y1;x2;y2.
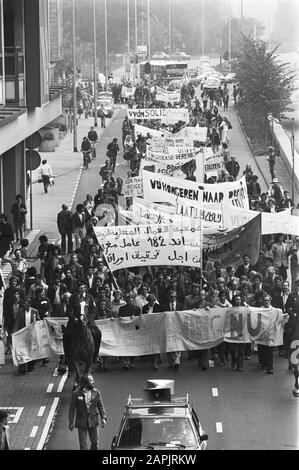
93;224;202;272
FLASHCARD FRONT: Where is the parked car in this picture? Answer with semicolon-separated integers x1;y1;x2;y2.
151;51;170;59
111;380;208;451
170;51;191;60
221;72;237;84
98;91;113;99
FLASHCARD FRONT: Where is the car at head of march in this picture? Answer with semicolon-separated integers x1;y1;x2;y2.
111;380;208;451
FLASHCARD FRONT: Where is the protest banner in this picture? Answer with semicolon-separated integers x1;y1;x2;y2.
127;108;189;123
146;147;199;163
121;176;144;197
11;307;286;364
121;85;135;99
222;203;299;236
129;197;223;230
202;213;261;266
93;224;202;272
204;151;226;178
134;123;164;138
142;170;249;209
155;87;181;104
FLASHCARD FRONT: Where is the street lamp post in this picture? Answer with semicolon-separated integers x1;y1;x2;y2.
127;0;130;81
72;0;78;152
134;0;138;80
201;0;204;56
147;0;150;60
93;0;98;127
168;0;171;56
104;0;108;90
228;0;232;71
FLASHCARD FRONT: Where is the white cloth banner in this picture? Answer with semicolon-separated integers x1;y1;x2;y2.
127;108;189;124
146;147;200;163
156;87;181;104
222;203;299;236
127;197;223;230
121;176;144;197
142;170;249;209
11;308;287;364
134;123;164;138
94;224;202;272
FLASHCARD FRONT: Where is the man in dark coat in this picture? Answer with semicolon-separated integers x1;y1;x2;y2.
0;213;13;259
10;194;27;242
226;155;240;180
57;204;73;255
69;374;107;450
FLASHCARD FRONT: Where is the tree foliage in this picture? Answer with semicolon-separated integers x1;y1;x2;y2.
235;36;296;120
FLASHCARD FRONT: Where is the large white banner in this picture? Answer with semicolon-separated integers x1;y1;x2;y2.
11;307;287;364
156;87;181;104
146;146;199;163
134;123;164;138
128;197;223;230
94;224;202;271
222;203;299;236
204;151;226;178
142;171;249;209
127;108;189;124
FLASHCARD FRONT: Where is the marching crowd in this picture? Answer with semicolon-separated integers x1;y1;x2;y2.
0;77;298;380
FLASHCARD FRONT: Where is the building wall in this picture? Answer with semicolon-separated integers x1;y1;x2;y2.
2;141;26;226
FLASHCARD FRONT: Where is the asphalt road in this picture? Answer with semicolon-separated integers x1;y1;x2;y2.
45;353;298;450
44;94;298;452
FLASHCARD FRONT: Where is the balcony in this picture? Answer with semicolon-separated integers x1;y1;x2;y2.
0;46;25;106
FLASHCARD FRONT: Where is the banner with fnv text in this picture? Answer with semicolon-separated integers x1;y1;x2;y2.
11;307;287;364
93;224;202;272
127;108;189;124
142;170;249;209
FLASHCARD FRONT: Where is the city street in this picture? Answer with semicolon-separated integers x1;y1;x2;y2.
1;0;298;454
45;353;298;450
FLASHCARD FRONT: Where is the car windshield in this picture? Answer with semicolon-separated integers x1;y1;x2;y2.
118;417;197;447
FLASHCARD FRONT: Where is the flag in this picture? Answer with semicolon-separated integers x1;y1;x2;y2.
203;213;261;266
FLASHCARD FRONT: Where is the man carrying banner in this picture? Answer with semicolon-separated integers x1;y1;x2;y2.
162;290;184;371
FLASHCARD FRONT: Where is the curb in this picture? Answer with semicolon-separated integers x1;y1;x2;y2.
234;106;269;189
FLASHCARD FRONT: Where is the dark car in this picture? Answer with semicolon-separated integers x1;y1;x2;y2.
111;380;208;450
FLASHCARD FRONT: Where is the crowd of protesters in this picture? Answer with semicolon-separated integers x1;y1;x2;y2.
0;74;298;380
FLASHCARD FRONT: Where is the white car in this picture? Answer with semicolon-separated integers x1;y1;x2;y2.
98;91;113;99
151;51;170;60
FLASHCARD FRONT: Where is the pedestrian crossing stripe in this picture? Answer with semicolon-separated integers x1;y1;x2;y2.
0;407;24;423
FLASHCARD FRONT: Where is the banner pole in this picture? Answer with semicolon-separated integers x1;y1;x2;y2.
102;251;120;291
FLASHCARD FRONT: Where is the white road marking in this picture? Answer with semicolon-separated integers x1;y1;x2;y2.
30;426;38;438
46;383;54;393
53;368;58;377
216;422;223;433
57;370;68;393
24;447;31;450
0;407;24;423
37;406;46;417
37;397;60;450
212;388;218;397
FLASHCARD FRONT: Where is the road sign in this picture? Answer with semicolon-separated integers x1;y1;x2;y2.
26;149;41;170
137;45;147;56
25;132;42;150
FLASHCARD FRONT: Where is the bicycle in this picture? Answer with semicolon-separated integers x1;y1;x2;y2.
90;141;97;159
83;150;91;169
